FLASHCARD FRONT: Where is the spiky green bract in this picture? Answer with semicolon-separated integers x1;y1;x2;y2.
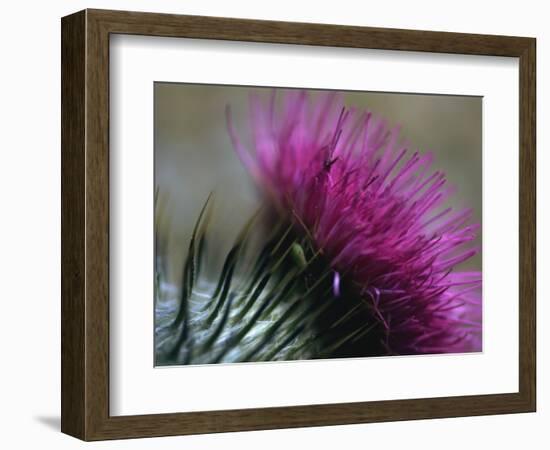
155;196;383;365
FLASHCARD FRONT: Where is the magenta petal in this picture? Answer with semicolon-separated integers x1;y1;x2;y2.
227;90;482;355
332;271;341;297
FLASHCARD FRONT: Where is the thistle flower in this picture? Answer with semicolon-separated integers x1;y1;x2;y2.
227;90;482;355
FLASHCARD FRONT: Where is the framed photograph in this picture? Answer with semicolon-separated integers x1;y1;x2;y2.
61;9;536;440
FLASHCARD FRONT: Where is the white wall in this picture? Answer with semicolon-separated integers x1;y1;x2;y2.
0;0;546;448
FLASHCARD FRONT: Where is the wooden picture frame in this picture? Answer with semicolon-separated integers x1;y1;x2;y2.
61;8;536;441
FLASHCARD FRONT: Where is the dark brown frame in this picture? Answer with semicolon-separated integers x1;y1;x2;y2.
61;8;536;441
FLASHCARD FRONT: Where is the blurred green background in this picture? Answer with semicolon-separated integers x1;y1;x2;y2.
155;83;482;283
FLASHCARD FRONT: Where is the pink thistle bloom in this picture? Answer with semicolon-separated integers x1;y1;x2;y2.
227;90;481;355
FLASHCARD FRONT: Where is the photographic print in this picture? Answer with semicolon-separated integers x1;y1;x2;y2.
154;84;482;367
61;11;535;439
